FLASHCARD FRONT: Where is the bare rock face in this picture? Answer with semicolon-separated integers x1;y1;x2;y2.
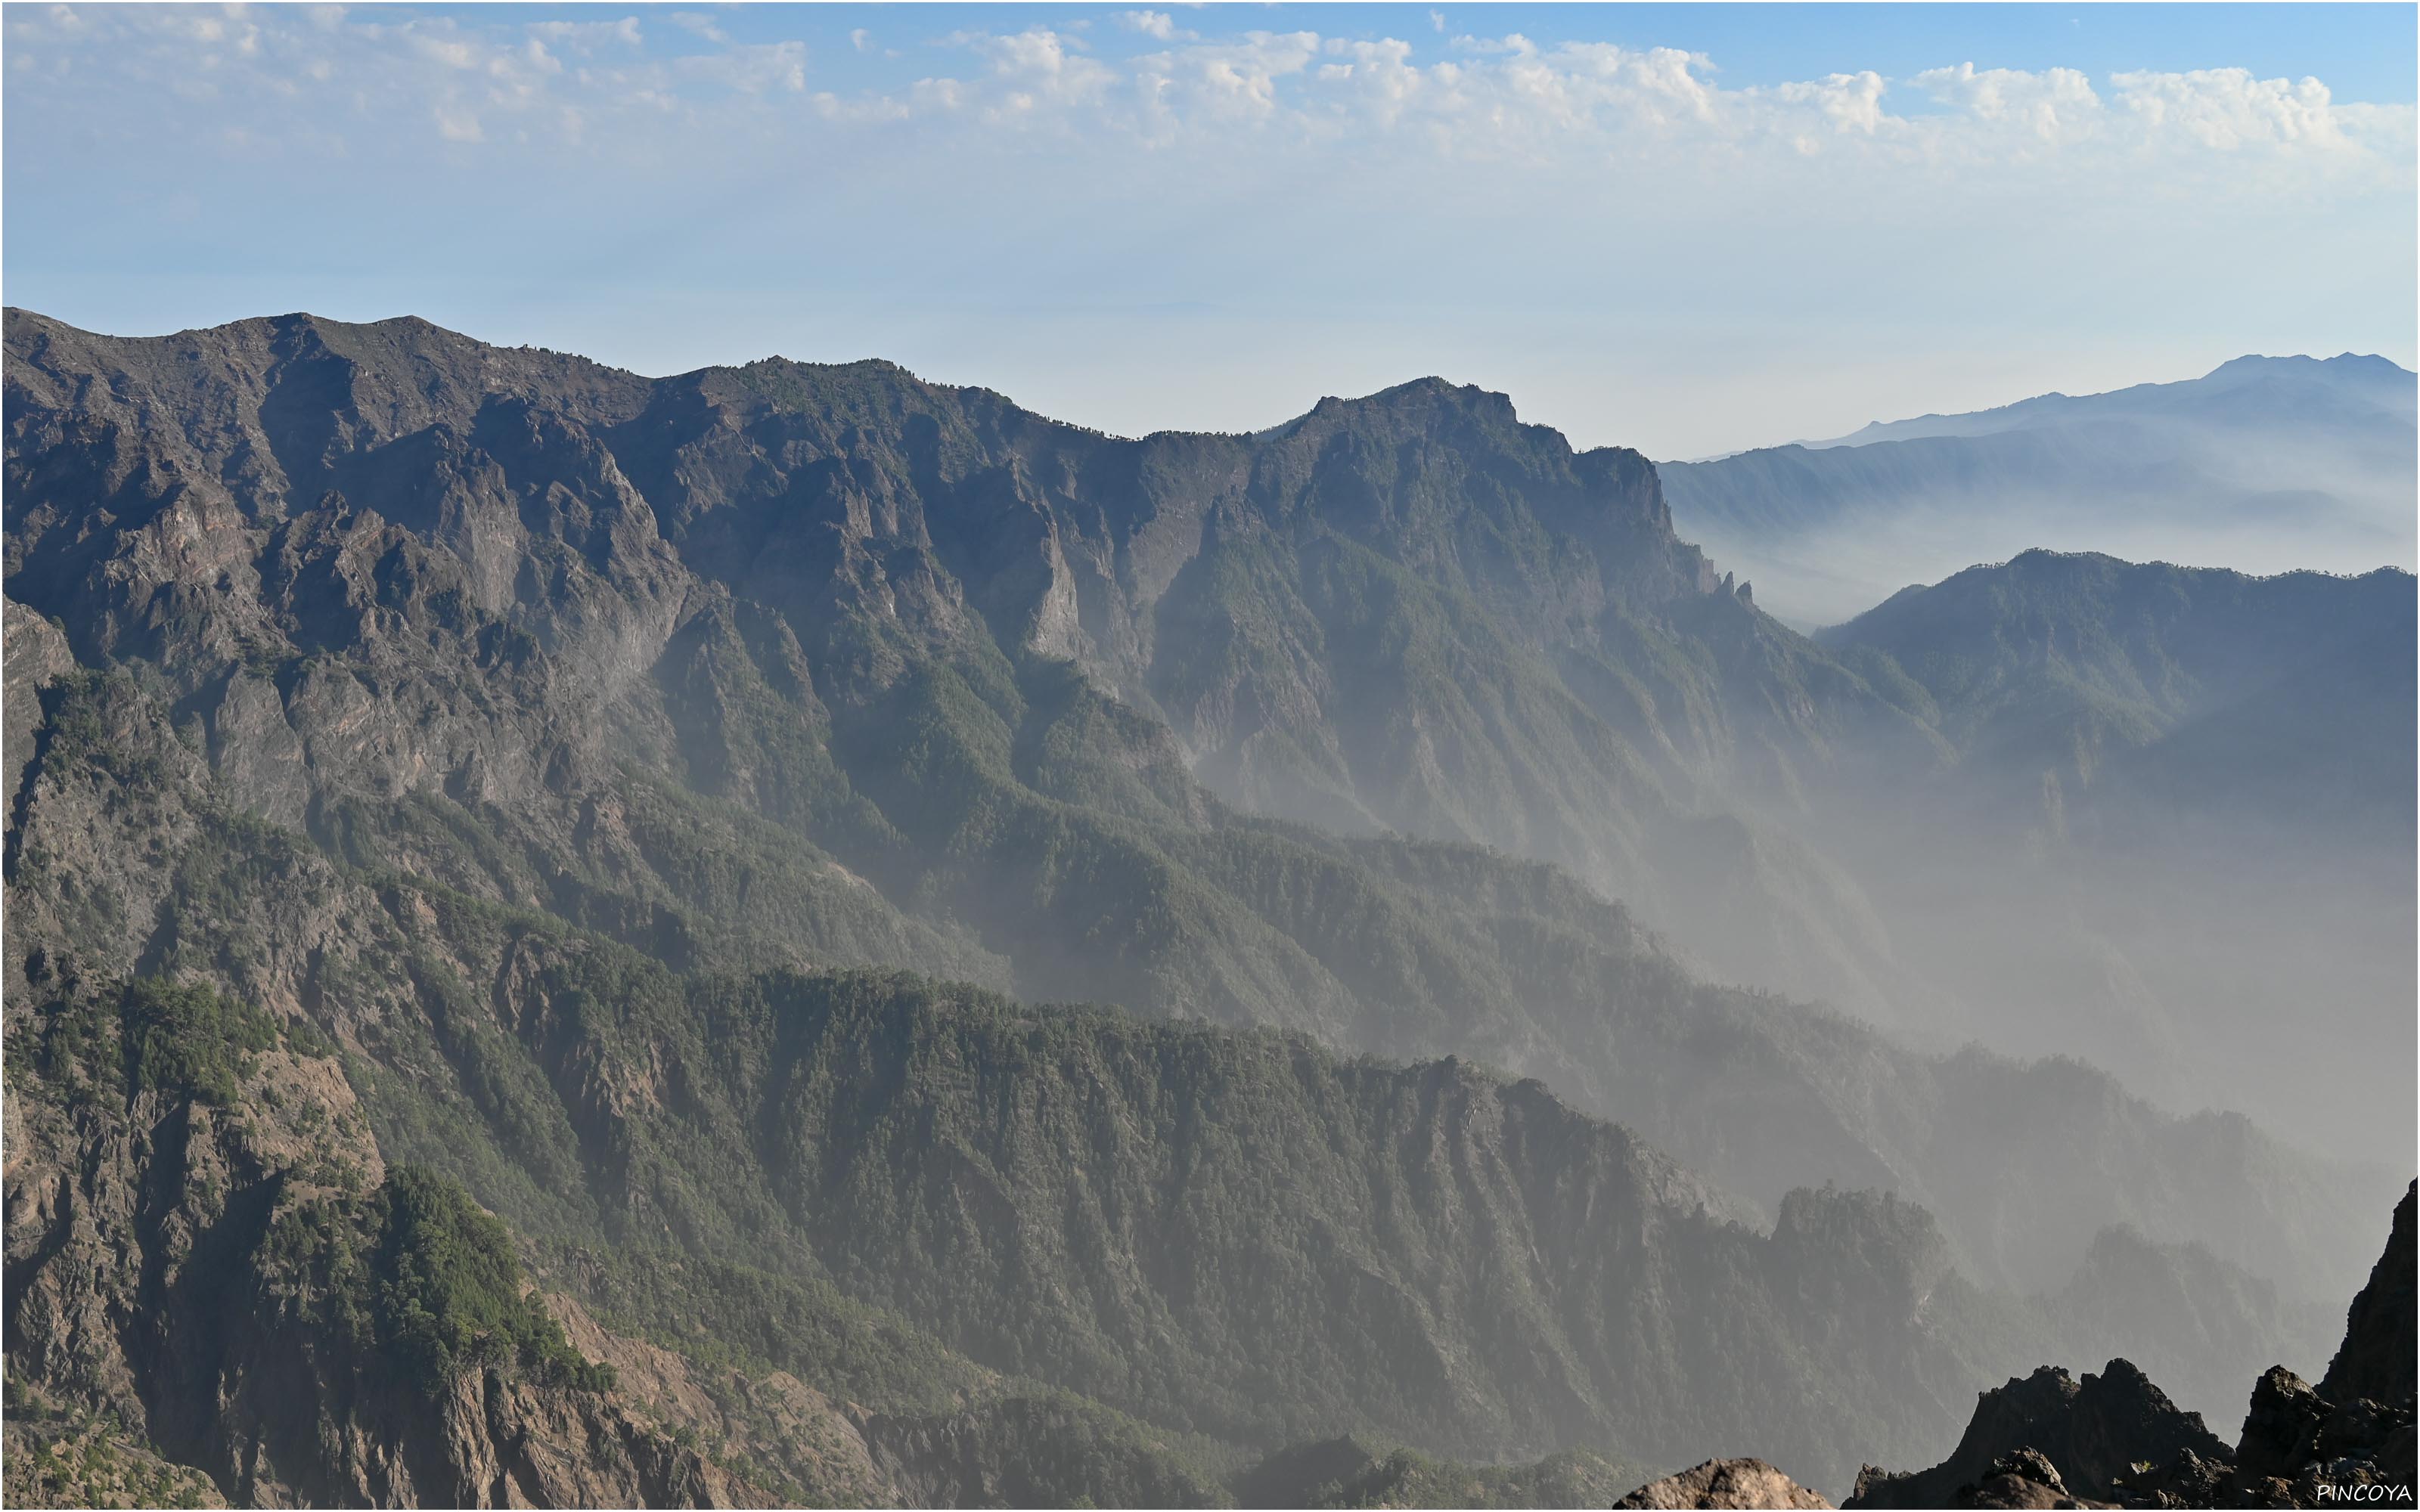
1615;1458;1834;1509
547;1295;892;1507
2321;1181;2416;1409
2237;1366;2335;1481
2;600;76;804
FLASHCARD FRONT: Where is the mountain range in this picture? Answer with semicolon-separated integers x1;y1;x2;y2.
1661;352;2418;628
3;308;2410;1506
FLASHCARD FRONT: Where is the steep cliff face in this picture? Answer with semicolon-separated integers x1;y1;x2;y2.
5;311;685;821
2320;1182;2417;1408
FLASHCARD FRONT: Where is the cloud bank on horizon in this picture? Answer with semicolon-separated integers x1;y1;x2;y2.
5;2;2413;460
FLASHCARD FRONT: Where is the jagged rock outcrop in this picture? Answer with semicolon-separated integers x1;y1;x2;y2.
1848;1358;2412;1510
1614;1458;1833;1508
1848;1360;2225;1507
2220;1364;2415;1507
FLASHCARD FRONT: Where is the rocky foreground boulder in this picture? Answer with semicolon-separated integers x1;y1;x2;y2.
1615;1458;1834;1508
1944;1448;2117;1508
1850;1181;2417;1510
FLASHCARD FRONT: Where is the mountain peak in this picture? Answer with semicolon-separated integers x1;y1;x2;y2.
1305;375;1522;426
2202;351;2416;384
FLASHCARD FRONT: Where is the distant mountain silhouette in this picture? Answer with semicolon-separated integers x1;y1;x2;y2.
1661;355;2417;627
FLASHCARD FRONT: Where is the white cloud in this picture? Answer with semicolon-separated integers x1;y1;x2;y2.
4;5;2409;193
415;35;476;70
1122;12;1190;43
1915;62;2100;143
811;88;908;123
677;40;806;94
2111;68;2349;151
954;27;1115;118
1769;71;1889;136
527;17;642;52
1130;29;1320;135
1451;33;1536;57
911;76;967;113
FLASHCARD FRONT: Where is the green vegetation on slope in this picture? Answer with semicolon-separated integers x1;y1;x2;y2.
367;1167;619;1395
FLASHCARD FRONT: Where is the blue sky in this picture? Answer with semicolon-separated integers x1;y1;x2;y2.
5;2;2414;457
